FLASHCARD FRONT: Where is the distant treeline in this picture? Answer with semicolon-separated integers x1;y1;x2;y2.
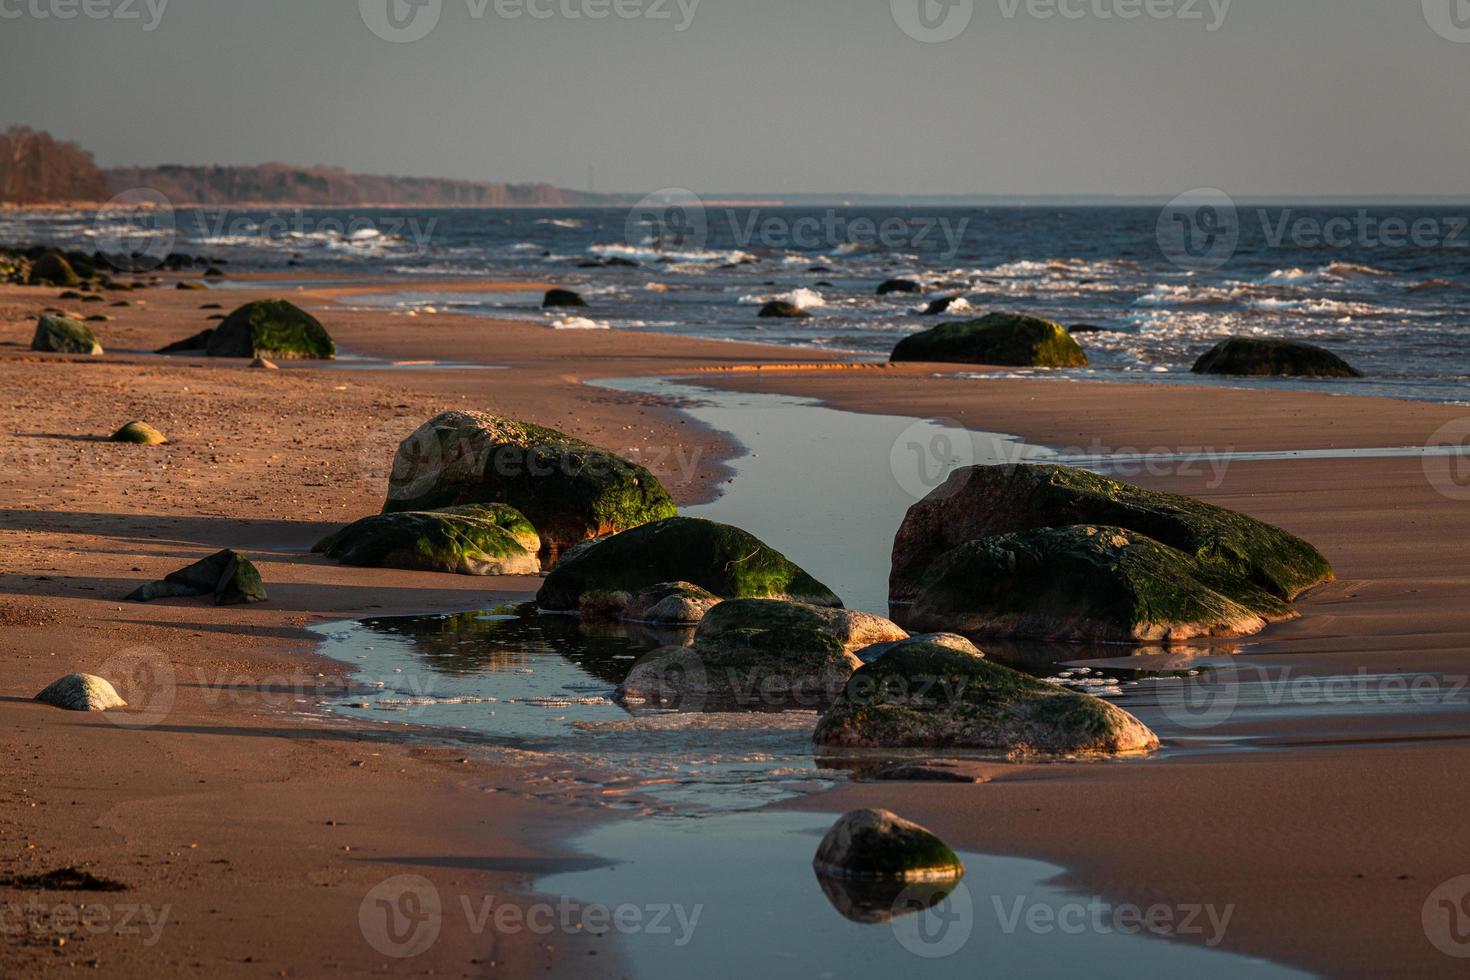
0;127;608;207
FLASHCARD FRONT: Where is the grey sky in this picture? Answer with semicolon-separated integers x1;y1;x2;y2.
1;0;1465;197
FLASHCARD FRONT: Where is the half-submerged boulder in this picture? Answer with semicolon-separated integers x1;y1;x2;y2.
621;582;722;626
813;810;964;882
313;505;541;577
205;300;335;359
126;550;267;606
383;411;677;558
35;674;127;712
616;599;897;710
890;464;1333;605
1192;337;1363;378
537;518;840;613
28;253;80;287
110;422;167;445
905;525;1295;643
814;640;1159;756
543;288;586;308
31;315;102;355
758;300;811;319
877;278;923;296
891;312;1087;367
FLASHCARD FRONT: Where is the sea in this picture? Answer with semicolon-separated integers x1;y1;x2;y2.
5;202;1468;402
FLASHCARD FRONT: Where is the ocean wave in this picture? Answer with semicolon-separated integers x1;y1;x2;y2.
550;316;610;330
739;287;826;309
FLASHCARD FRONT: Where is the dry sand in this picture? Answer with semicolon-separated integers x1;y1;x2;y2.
3;274;1468;977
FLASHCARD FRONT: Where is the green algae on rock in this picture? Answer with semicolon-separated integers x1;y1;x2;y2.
126;550;267;606
383;411;676;558
205;299;335;359
313;507;541;577
812;810;965;882
906;525;1295;643
814;640;1160;756
31;314;102;355
1192;337;1364;378
890;312;1087;367
621;582;723;626
890;463;1333;605
28;252;80;287
110;421;167;445
536;518;840;613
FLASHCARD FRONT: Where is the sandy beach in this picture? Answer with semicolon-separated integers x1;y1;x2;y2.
4;273;1470;978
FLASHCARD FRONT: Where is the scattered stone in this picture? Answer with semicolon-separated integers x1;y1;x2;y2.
313;506;541;577
85;314;112;323
872;761;986;784
35;674;126;712
922;296;968;316
876;278;923;296
176;280;207;290
543;288;587;308
110;421;168;446
891;312;1087;367
1192;337;1363;378
28;253;80;287
812;810;964;881
204;266;225;277
126;550;267;605
621;582;723;626
758;300;811;319
250;356;279;370
31;314;102;355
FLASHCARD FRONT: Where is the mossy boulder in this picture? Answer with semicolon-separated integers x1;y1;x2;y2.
383;411;676;558
126;550;267;606
110;422;168;445
814;640;1159;755
622;582;723;626
697;600;905;653
856;632;982;666
891;313;1087;367
35;674;127;712
537;518;840;613
313;506;540;577
31;315;102;355
28;253;80;287
1192;337;1363;378
906;525;1295;643
890;464;1333;604
206;300;335;359
543;288;586;308
758;300;811;319
813;810;964;882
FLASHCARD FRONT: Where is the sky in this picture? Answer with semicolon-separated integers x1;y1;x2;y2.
1;0;1466;198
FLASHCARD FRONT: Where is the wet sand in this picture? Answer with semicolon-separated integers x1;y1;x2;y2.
3;275;1468;976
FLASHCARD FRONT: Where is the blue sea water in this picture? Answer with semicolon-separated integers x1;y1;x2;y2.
5;203;1469;400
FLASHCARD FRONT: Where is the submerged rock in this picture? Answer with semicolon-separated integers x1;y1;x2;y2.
382;411;676;558
314;506;541;577
922;296;968;316
906;525;1295;643
126;550;267;605
758;300;811;319
109;422;167;445
891;312;1087;367
812;810;964;882
1192;337;1363;378
28;253;80;287
543;288;587;308
206;300;335;359
31;315;102;355
890;464;1334;605
35;674;127;712
621;582;723;626
814;640;1160;755
876;279;923;296
537;518;840;613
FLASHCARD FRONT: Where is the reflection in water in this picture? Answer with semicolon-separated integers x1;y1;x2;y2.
814;872;960;925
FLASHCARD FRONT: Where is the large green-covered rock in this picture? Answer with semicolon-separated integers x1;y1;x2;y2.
313;505;540;577
814;640;1159;755
206;300;335;359
1192;337;1363;378
126;550;267;606
891;313;1087;367
616;598;891;710
383;411;676;558
537;518;840;613
31;315;102;355
890;464;1333;603
110;422;167;445
813;810;964;882
28;252;80;287
906;525;1294;643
